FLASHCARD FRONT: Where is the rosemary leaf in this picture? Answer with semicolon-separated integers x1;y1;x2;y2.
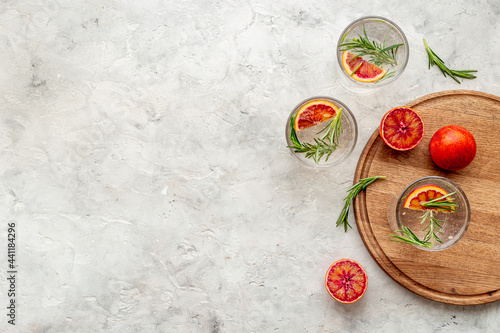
374;70;396;84
289;113;301;147
336;176;386;232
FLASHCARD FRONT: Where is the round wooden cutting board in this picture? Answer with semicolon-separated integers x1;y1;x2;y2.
353;90;500;305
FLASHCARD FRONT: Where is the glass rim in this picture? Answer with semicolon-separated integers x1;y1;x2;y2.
336;16;409;46
285;96;358;168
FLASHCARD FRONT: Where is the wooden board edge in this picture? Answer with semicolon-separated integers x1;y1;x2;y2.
405;89;500;108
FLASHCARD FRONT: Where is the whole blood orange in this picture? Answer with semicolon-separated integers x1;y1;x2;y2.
294;100;339;131
380;107;425;151
325;259;367;304
429;125;477;171
341;51;387;83
403;184;454;212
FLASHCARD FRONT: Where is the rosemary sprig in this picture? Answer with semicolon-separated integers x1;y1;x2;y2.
288;110;343;164
339;26;403;67
390;192;458;248
421;210;444;245
318;108;343;145
291;138;339;164
374;70;396;84
423;39;477;84
389;211;443;248
289;113;301;148
390;225;433;248
336;176;386;232
420;192;457;211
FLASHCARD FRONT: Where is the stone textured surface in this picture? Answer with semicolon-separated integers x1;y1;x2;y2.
1;0;500;332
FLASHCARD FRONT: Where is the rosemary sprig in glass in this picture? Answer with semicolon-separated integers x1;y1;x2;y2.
423;39;477;84
390;192;458;248
390;225;433;248
317;108;343;146
336;176;386;232
339;26;403;68
288;109;343;164
420;192;458;212
420;210;445;245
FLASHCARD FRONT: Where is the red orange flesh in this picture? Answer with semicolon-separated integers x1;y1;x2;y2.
403;184;454;212
380;107;424;151
325;259;368;304
294;100;339;131
341;51;387;83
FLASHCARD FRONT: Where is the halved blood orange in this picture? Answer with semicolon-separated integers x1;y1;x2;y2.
403;184;454;212
293;100;339;131
341;51;387;83
325;259;367;304
380;107;424;151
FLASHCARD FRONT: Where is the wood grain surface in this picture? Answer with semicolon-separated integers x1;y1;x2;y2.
353;90;500;305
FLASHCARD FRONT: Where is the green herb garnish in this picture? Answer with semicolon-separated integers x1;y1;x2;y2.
339;26;403;68
390;192;458;248
420;192;458;211
317;109;343;146
390;225;433;248
374;70;396;84
423;39;477;83
288;109;343;164
336;176;386;232
420;210;445;245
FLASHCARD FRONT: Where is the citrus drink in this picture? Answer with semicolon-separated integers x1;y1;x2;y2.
285;97;357;167
388;176;470;251
336;17;409;93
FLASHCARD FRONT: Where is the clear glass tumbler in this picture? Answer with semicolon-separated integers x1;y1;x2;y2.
336;16;409;93
387;176;470;251
285;96;357;168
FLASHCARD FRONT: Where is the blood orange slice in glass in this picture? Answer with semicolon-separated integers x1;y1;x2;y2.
380;107;424;151
293;100;339;131
341;51;387;83
403;184;454;212
325;259;367;304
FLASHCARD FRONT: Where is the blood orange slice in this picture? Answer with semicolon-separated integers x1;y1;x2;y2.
380;107;424;151
293;100;339;131
403;184;454;212
341;51;387;83
325;259;367;304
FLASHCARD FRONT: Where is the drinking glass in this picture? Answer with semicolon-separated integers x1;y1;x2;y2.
285;96;357;168
336;16;409;93
387;176;470;251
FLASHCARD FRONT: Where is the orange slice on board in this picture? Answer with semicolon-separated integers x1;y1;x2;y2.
380;107;425;151
294;100;339;131
403;184;454;213
325;259;368;304
341;51;387;83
